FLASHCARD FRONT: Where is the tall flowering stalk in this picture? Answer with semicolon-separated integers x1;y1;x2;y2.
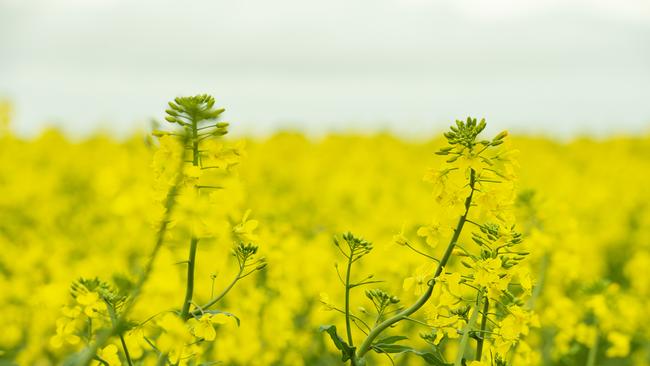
50;95;265;366
321;118;536;366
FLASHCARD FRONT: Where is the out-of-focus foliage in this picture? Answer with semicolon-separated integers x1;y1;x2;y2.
0;111;649;365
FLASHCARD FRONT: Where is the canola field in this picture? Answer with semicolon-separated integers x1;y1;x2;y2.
0;98;649;366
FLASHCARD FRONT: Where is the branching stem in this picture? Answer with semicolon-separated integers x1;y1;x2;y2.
356;169;477;358
191;267;244;317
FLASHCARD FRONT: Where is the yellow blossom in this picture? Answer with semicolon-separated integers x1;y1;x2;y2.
606;331;631;358
403;264;435;296
233;209;259;242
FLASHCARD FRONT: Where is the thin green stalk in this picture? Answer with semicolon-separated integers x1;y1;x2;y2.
475;297;489;361
405;242;439;262
344;253;355;348
180;119;200;319
181;237;199;319
119;334;134;366
356;170;477;358
586;332;599;366
344;251;360;366
103;299;133;366
155;353;168;366
455;290;484;366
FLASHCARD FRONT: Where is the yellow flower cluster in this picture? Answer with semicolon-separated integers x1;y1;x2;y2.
0;109;648;365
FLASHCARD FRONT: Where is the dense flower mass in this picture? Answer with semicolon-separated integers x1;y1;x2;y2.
0;104;649;365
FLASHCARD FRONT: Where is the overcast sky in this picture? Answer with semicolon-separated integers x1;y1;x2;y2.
1;0;649;138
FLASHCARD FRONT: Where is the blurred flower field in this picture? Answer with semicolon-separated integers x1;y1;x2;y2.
0;101;649;365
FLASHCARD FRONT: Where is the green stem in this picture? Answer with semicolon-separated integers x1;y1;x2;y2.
191;267;243;317
103;299;133;366
405;242;439;262
180;118;200;320
344;252;359;366
455;290;484;366
155;353;168;366
356;170;477;358
119;334;134;366
181;237;199;319
586;332;599;366
475;297;489;361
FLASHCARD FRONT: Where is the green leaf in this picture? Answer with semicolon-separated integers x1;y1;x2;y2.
371;345;452;366
374;335;408;345
372;344;413;353
319;325;355;362
407;350;453;366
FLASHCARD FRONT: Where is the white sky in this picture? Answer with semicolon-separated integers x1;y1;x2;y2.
1;0;649;138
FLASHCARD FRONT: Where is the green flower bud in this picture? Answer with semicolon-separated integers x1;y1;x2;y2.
493;130;508;141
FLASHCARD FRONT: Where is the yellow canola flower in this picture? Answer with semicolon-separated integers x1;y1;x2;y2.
403;263;435;296
437;271;463;297
516;267;533;296
436;185;472;218
49;318;81;349
187;313;232;341
94;344;121;366
156;313;193;357
233;209;259;242
468;361;488;366
606;331;631;358
76;291;105;318
575;324;597;348
472;258;503;288
495;305;540;355
392;223;409;246
455;148;486;174
185;165;202;180
417;214;454;248
123;330;146;360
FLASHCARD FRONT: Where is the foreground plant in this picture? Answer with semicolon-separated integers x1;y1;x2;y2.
50;95;265;365
321;118;536;366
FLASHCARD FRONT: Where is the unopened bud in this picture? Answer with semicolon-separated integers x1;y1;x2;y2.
152;130;170;137
493;131;508;141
